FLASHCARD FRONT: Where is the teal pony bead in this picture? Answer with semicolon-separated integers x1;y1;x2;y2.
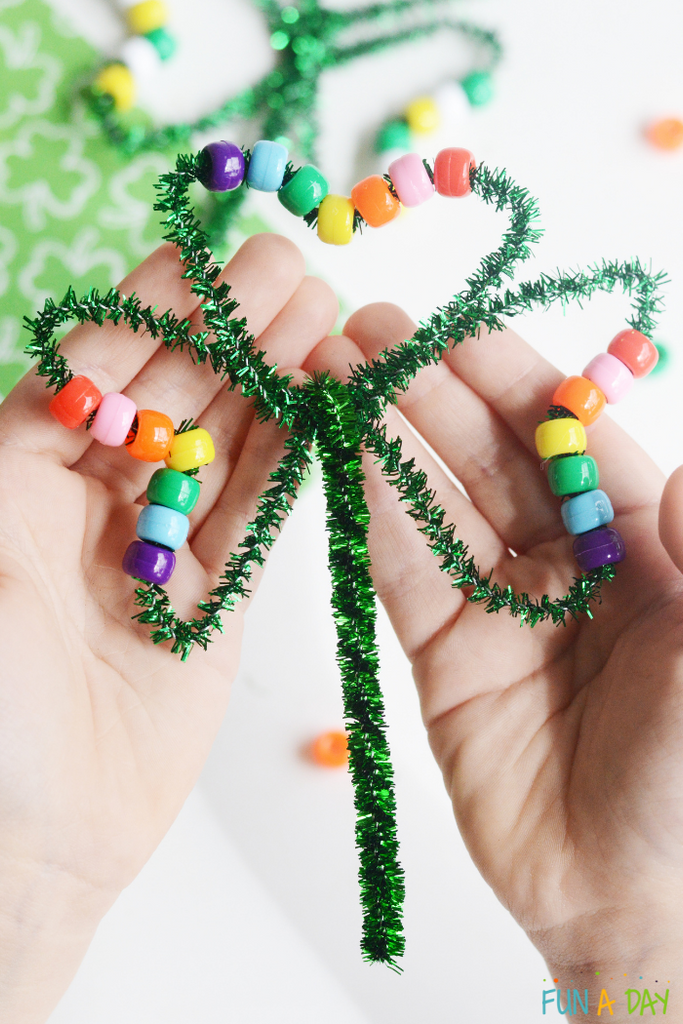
146;467;200;515
461;70;494;106
547;454;599;496
247;140;288;192
144;26;176;60
278;165;329;216
561;489;614;536
136;503;190;551
375;119;411;153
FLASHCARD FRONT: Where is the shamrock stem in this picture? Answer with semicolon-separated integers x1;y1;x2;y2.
314;378;405;968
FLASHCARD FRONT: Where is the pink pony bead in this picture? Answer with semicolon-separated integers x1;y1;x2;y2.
583;353;634;404
387;153;434;207
90;392;137;446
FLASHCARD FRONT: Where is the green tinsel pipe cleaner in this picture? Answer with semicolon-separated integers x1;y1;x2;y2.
24;151;666;969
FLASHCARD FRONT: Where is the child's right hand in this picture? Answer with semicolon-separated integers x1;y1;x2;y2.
305;302;683;1017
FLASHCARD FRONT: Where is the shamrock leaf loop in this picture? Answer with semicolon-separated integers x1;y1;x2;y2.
24;149;666;969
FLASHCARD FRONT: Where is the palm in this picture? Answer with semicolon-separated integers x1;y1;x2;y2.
306;302;683;965
0;234;337;894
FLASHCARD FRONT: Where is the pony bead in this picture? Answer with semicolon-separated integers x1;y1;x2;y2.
90;393;137;446
125;409;174;461
122;539;175;584
197;141;245;193
583;353;634;403
136;504;190;551
351;176;400;227
278;166;329;216
607;329;659;378
317;195;355;245
49;376;102;429
165;427;215;472
560;489;614;536
147;468;201;514
246;140;288;192
387;153;434;207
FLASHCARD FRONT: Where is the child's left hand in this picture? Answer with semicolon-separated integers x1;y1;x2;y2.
0;233;337;1024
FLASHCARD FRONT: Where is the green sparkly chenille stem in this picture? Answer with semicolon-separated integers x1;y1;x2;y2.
86;0;502;249
24;151;666;969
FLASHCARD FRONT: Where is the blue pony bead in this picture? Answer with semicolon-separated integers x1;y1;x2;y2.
560;489;614;536
247;140;288;192
136;503;190;551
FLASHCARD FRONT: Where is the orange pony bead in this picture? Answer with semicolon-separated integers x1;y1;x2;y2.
310;730;349;768
646;117;683;151
125;409;174;461
552;375;606;426
351;175;400;228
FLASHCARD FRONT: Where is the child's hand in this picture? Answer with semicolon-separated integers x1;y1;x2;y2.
0;234;337;1023
305;304;683;1010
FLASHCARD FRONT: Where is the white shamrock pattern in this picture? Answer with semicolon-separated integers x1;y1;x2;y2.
0;222;16;296
0;119;100;230
99;153;169;256
0;20;61;130
18;226;126;307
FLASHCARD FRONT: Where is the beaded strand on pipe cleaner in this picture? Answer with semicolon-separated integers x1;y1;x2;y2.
48;379;215;585
94;1;177;113
24;144;666;969
85;0;501;250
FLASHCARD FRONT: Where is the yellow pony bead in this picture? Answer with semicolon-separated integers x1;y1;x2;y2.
535;418;587;460
165;427;216;473
93;63;136;111
317;194;355;245
405;96;440;135
127;0;168;35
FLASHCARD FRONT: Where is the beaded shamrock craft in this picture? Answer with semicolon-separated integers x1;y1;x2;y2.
24;143;664;968
87;0;500;248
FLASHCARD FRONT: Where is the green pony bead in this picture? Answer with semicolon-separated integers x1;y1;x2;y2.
144;26;176;60
547;454;599;497
461;70;494;107
375;119;411;153
278;165;329;216
146;467;201;514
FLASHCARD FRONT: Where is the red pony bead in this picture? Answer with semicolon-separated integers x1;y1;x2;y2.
607;329;659;378
433;147;476;197
49;375;102;429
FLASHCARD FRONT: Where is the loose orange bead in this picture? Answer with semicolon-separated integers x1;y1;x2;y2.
607;328;659;378
646;117;683;151
351;175;400;228
552;376;606;426
125;409;174;462
310;730;349;768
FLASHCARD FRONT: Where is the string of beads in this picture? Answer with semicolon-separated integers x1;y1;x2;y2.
197;137;476;245
48;379;214;585
536;331;658;570
93;0;176;113
374;74;493;159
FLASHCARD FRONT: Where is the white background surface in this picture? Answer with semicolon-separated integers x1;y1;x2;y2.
43;0;683;1019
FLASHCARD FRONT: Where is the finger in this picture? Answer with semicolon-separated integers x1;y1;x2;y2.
659;465;683;575
304;335;508;661
444;322;665;514
190;369;311;585
344;303;564;553
183;276;338;536
71;235;310;500
0;242;198;465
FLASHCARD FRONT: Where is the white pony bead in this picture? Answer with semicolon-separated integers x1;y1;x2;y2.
119;35;161;81
433;81;471;126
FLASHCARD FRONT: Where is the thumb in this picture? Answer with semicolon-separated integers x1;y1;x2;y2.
659;465;683;574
